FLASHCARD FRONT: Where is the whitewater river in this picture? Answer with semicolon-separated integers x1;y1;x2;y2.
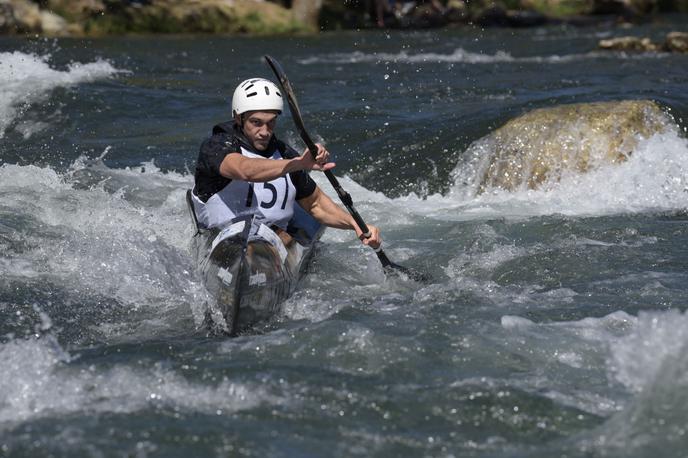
2;17;688;457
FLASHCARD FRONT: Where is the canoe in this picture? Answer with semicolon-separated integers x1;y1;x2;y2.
186;190;324;335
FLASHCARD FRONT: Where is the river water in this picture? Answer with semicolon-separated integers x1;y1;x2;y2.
1;17;688;457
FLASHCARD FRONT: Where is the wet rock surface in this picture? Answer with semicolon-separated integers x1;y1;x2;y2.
0;0;307;35
599;31;688;52
2;0;688;35
464;100;673;193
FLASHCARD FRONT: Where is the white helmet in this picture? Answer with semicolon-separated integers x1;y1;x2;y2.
231;78;283;117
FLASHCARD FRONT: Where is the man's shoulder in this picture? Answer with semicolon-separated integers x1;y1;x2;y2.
211;121;234;136
201;123;240;154
202;132;235;148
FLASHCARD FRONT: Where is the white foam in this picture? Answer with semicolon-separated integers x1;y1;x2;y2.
447;243;527;279
0;161;210;333
0;51;122;138
297;48;666;66
306;124;688;225
521;310;637;341
1;121;684;338
608;309;688;393
299;48;516;65
406;129;688;220
498;308;688;409
500;314;536;329
0;338;281;427
491;311;642;416
246;110;688;231
569;309;688;453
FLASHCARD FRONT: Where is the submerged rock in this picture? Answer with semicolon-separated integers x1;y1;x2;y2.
598;36;660;52
459;100;673;193
665;31;688;52
598;31;688;53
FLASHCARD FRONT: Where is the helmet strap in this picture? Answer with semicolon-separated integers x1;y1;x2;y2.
234;113;245;128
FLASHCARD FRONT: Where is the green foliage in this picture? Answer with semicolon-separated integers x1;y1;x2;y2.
83;5;307;35
234;11;306;34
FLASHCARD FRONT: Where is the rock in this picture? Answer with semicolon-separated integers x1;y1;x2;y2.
87;0;308;34
598;36;659;51
599;32;688;53
517;0;592;17
458;100;672;193
0;0;42;33
0;0;309;35
39;8;68;35
0;0;78;35
445;0;470;22
664;31;688;52
45;0;105;22
291;0;323;31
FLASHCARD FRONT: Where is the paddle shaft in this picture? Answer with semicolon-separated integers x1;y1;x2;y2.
296;122;399;268
265;57;395;267
264;55;428;279
301;128;371;236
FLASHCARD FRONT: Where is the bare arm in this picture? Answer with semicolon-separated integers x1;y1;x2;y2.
219;153;298;182
298;186;355;230
298;187;381;248
218;143;335;183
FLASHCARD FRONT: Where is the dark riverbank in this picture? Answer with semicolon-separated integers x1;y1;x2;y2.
1;0;688;36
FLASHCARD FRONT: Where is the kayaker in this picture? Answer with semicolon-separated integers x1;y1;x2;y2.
191;77;381;249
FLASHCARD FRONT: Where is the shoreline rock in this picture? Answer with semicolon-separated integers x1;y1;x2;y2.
320;0;688;31
0;0;69;35
0;0;312;36
1;0;688;35
598;31;688;52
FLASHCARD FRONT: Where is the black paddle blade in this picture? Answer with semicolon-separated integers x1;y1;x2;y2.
376;250;430;283
384;262;431;283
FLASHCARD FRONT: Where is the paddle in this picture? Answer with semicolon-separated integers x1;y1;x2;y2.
264;55;428;283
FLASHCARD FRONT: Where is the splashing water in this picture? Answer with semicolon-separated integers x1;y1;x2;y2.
297;48;668;66
0;51;121;138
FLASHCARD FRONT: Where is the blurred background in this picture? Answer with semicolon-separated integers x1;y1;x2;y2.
1;0;688;35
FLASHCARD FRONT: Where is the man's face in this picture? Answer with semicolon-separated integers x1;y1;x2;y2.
240;111;278;151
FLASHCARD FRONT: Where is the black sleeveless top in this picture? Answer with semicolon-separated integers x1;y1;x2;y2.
193;121;316;203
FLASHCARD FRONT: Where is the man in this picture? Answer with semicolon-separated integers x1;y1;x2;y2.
191;77;381;249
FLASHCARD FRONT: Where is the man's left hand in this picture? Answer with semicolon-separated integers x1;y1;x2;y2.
355;224;382;250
